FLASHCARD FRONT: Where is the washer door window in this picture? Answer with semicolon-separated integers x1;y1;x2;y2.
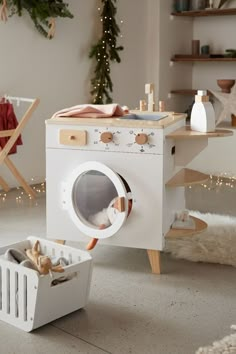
66;161;129;239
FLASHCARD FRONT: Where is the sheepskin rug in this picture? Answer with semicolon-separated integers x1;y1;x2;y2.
165;211;236;267
196;325;236;354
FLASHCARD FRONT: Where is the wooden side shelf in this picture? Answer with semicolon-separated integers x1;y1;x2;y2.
172;8;236;17
166;126;233;139
165;216;207;239
166;168;209;187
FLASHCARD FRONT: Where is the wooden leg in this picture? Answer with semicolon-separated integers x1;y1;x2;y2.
147;250;161;274
4;156;36;198
0;176;10;192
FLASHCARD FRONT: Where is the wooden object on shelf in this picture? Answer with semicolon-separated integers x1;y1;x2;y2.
192;40;200;56
171;8;236;17
166;168;209;187
147;250;161;274
139;100;146;111
231;114;236;126
145;83;155;112
165;216;207;238
158;100;166;112
217;79;235;93
166;126;233;139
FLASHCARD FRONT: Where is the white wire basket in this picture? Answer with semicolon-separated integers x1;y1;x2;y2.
0;236;92;332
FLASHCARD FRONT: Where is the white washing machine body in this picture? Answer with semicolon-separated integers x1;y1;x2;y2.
46;116;186;251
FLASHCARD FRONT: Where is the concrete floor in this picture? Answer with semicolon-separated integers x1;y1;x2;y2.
0;187;235;354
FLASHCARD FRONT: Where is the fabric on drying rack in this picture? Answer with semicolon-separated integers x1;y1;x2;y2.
52;103;126;119
0;101;23;154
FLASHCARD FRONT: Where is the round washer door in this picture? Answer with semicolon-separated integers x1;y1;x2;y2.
65;161;129;239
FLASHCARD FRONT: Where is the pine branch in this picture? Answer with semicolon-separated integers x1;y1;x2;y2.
2;0;73;37
89;0;123;104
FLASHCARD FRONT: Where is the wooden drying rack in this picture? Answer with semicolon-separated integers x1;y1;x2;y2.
0;96;40;198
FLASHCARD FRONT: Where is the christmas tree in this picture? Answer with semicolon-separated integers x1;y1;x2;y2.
89;0;123;104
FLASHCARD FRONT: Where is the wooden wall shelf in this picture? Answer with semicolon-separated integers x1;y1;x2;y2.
166;126;233;139
172;57;236;62
172;8;236;17
165;216;207;239
166;168;209;187
170;89;212;96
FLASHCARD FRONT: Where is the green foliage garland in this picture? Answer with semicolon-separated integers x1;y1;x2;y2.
0;0;73;38
89;0;123;104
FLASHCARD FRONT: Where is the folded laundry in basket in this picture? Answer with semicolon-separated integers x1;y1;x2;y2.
4;248;37;270
3;246;74;285
51;103;126;119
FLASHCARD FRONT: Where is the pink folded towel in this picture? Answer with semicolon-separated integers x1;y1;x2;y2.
52;103;126;119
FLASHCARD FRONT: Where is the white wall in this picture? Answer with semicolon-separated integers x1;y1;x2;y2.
188;0;236;174
0;0;152;187
158;0;193;113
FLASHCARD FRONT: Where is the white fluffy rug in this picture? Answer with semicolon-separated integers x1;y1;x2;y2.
165;211;236;267
196;325;236;354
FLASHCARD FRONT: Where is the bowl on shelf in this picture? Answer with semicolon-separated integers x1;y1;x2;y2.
217;79;235;93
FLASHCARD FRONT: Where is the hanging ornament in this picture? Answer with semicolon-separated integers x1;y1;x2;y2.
89;0;124;104
0;0;73;39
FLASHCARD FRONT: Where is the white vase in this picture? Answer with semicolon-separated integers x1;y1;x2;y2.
190;90;216;132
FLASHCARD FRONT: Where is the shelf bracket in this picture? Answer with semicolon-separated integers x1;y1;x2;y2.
174;138;208;166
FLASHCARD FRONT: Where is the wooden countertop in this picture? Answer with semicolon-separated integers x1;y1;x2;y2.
46;111;187;129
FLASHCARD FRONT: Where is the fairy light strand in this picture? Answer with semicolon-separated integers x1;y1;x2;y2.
89;0;124;104
0;180;46;206
188;173;236;191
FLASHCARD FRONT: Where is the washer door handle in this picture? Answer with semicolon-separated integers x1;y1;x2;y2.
113;197;125;212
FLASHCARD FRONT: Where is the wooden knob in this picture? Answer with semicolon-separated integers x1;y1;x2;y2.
135;133;148;145
100;132;113;143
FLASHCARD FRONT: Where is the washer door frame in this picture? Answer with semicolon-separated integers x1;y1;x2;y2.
66;161;129;239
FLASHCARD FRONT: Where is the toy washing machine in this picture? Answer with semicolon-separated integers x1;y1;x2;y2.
45;112;187;273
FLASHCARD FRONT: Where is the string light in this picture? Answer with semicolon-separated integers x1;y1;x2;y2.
89;0;124;104
0;180;46;206
188;173;236;191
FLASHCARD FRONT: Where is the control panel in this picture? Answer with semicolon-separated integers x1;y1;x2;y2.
47;125;164;155
92;127;163;154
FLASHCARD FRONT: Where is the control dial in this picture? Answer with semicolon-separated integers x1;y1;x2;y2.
135;133;148;145
100;132;113;143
